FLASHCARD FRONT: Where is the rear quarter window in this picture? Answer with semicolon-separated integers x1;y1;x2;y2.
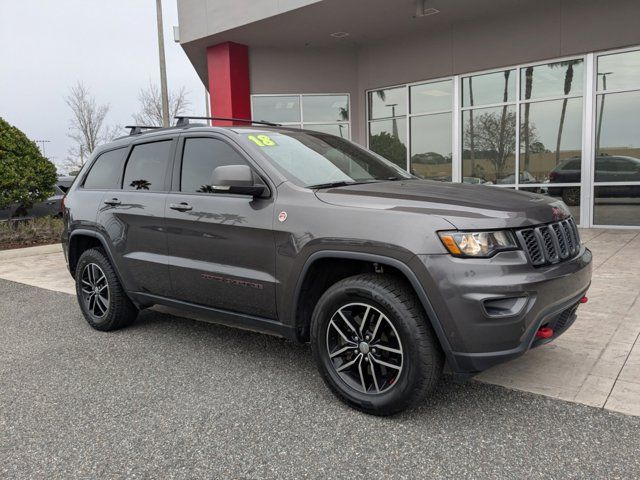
83;148;127;189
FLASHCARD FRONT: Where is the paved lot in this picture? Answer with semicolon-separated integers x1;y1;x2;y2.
2;279;640;479
2;229;640;417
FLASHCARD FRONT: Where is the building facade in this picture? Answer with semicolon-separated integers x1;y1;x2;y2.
177;0;640;228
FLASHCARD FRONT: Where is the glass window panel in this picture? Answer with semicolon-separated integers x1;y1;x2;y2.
521;59;584;100
368;87;407;119
410;113;452;181
302;95;349;122
410;80;452;114
595;91;640;181
593;186;640;226
462;105;516;184
252;96;300;123
368;118;408;169
462;70;516;107
597;50;640;91
123;141;172;192
519;186;581;224
306;123;349;138
520;97;582;183
181;138;248;194
83;148;126;189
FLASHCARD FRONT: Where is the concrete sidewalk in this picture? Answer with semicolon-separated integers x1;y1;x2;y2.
1;230;639;416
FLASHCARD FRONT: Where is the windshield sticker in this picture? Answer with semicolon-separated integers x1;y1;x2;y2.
248;134;277;147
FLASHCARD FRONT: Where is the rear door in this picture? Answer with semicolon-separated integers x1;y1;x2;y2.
164;133;277;318
96;137;176;297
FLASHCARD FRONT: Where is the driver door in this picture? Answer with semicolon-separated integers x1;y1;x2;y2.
164;134;277;318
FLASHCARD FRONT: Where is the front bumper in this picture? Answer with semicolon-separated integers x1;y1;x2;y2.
412;246;592;374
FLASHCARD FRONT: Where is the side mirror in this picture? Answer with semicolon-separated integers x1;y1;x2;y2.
210;165;265;197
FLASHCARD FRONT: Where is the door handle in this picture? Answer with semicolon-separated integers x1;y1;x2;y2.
104;198;121;206
169;202;193;212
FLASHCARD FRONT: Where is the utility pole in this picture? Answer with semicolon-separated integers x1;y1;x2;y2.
155;0;170;127
34;139;50;157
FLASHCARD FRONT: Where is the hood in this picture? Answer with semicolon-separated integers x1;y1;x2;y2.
315;179;570;230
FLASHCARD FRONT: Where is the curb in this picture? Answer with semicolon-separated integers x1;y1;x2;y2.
0;243;63;260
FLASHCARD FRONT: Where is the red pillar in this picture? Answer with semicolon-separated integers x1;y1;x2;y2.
206;42;251;126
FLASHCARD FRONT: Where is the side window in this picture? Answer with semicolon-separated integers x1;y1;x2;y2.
181;138;250;193
123;141;172;191
83;148;126;189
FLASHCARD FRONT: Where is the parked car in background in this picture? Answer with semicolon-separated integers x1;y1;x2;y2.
497;171;538;185
463;176;493;185
549;155;640;205
57;176;76;193
0;185;65;221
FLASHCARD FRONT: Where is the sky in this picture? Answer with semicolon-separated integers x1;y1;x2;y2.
0;0;206;172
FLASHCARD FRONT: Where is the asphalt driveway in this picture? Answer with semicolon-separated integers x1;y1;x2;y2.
2;278;640;479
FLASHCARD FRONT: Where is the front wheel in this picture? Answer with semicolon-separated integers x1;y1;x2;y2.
311;274;443;416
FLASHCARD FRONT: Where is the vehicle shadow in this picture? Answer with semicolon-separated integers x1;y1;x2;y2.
130;306;514;421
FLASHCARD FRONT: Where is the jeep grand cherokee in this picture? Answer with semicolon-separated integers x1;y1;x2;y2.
62;119;592;415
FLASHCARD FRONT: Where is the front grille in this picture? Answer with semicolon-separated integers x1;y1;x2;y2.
516;218;580;266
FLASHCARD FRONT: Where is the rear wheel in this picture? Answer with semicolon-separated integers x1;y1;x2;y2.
311;274;443;416
562;187;580;206
75;248;138;331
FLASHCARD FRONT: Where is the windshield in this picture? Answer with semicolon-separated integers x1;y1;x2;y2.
245;131;413;187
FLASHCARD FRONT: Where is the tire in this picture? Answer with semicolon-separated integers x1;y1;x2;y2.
562;187;580;206
75;247;138;331
310;274;443;416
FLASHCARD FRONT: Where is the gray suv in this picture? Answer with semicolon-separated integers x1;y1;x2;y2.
62;119;592;415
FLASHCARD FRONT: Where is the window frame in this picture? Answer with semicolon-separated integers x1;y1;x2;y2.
591;45;640;228
170;132;273;199
250;93;351;139
80;145;128;191
120;136;177;193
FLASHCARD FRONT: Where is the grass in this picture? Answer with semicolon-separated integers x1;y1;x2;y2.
0;216;64;250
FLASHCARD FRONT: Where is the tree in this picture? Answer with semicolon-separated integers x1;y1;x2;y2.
132;82;190;126
369;131;407;169
464;110;540;181
550;60;581;162
0;117;58;212
65;82;120;171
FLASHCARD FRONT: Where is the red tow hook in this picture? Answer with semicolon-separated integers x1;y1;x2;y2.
536;326;554;339
580;296;588;304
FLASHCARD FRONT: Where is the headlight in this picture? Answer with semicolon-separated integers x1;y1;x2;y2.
438;230;518;258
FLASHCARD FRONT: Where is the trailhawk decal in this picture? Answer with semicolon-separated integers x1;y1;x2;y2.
201;273;264;290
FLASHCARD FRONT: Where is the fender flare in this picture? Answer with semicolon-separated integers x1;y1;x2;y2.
292;250;459;371
68;228;120;280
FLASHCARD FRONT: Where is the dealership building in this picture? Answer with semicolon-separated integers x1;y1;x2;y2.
176;0;640;228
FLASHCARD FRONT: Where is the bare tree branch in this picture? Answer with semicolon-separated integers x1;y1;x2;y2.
65;82;119;171
132;82;191;126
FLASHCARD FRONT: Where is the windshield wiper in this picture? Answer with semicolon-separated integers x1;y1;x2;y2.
307;180;381;189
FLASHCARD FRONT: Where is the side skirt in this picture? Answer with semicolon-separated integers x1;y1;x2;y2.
130;292;297;340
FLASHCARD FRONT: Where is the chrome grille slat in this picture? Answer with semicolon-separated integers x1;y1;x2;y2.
517;218;580;267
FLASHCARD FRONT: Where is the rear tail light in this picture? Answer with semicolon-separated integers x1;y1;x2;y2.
548;171;558;181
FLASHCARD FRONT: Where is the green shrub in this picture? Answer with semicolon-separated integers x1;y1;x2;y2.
0;117;58;211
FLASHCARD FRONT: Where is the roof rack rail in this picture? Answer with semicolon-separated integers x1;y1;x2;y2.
125;125;163;135
174;116;281;127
